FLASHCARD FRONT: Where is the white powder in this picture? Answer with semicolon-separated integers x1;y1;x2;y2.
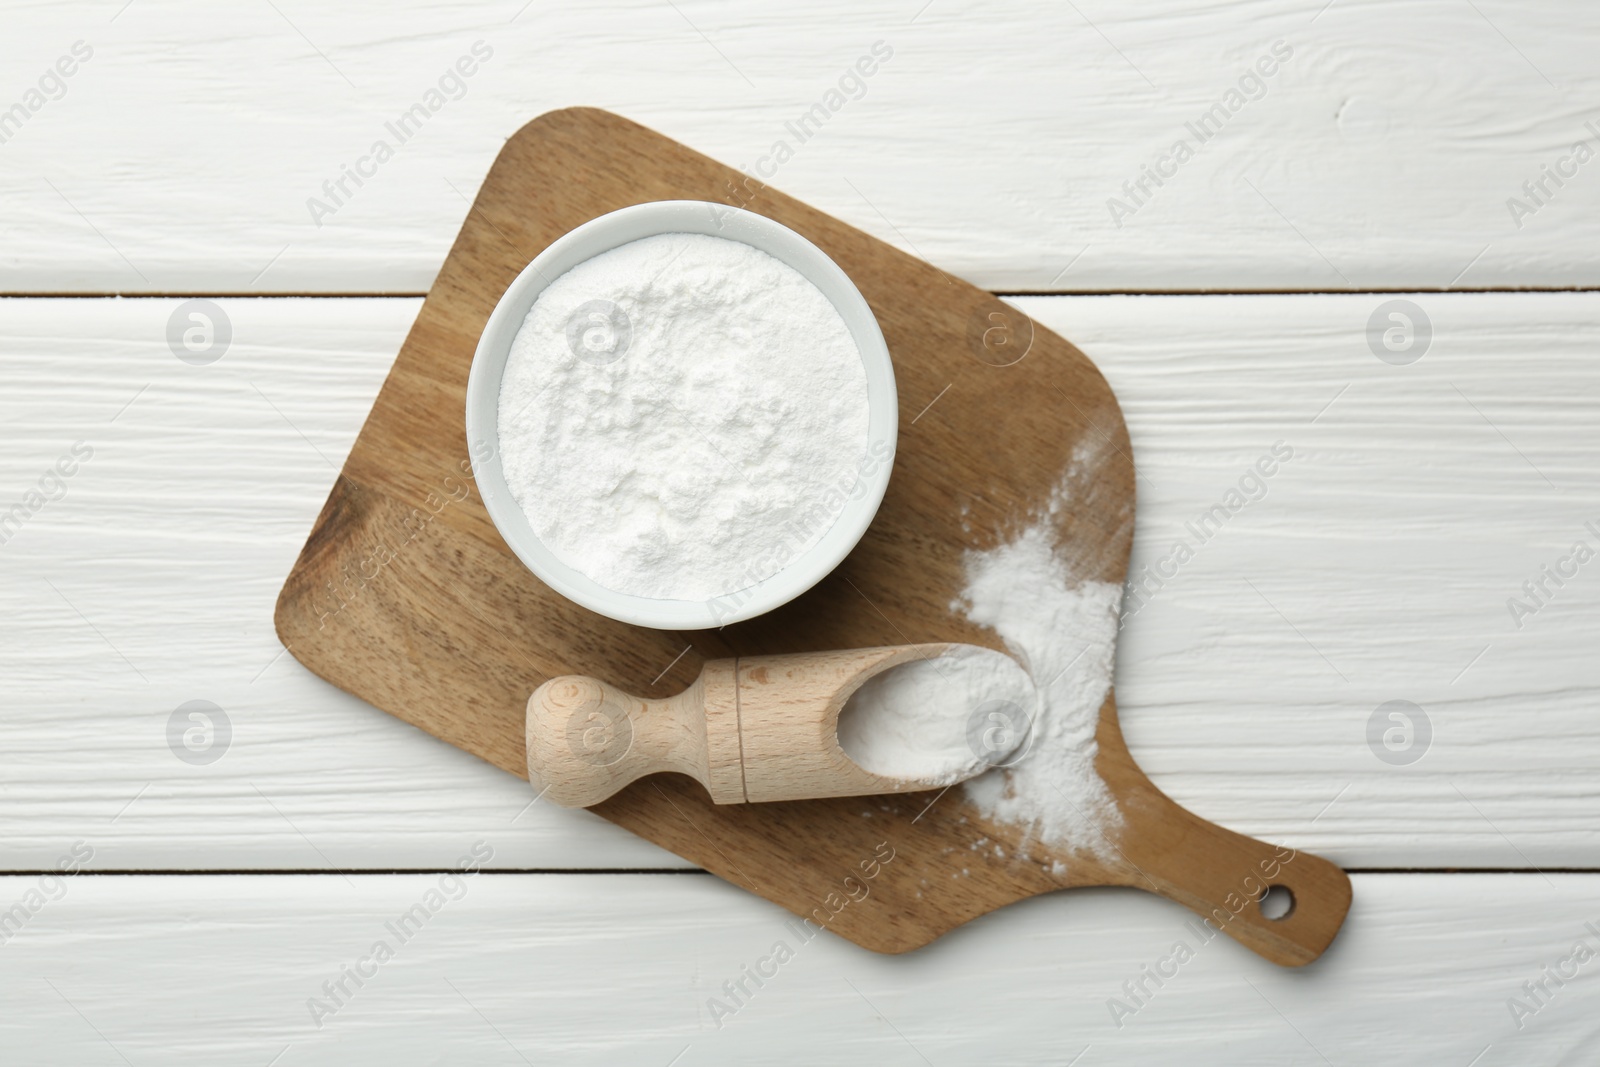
497;232;869;601
836;645;1038;785
954;448;1124;858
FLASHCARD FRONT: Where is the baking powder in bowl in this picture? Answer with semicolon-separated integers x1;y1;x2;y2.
496;232;870;602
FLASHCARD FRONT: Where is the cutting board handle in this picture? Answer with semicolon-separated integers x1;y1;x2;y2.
1116;790;1353;967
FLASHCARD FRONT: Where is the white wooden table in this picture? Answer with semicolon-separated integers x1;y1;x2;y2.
3;2;1597;1062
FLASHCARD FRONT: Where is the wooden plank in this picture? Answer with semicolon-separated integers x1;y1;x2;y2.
2;2;1598;293
2;294;1596;870
0;872;1592;1063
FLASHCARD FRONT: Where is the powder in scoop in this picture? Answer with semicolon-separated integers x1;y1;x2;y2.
497;232;869;602
954;446;1124;858
836;645;1038;785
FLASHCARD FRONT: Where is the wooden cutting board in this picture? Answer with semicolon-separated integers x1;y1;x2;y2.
275;107;1350;966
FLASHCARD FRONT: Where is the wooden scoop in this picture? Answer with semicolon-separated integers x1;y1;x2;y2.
527;644;969;806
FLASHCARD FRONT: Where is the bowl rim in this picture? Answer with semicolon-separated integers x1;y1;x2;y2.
464;199;898;630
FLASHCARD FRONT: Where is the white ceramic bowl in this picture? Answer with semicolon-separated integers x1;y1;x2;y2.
464;200;897;630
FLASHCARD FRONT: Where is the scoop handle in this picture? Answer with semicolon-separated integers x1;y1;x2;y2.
525;664;744;806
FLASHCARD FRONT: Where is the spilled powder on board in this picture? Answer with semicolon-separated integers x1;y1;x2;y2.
953;445;1124;860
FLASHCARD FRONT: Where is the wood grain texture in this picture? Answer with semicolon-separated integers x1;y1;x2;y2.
272;108;1350;963
3;293;1598;871
0;872;1593;1065
3;1;1599;293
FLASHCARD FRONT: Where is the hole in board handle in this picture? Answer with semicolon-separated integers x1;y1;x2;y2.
1258;884;1295;921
